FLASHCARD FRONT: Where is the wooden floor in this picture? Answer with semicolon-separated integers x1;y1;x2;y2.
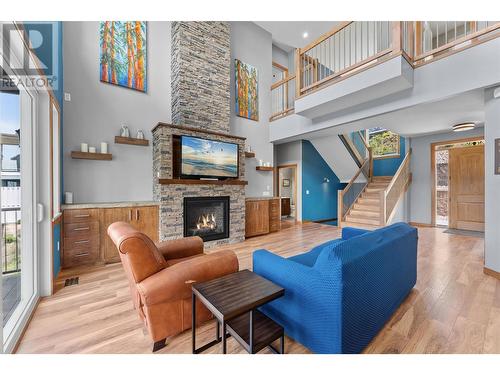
16;222;500;354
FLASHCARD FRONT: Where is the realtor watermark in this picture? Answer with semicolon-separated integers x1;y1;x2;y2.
1;22;59;91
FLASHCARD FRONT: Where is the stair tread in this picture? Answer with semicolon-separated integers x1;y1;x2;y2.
349;210;380;218
353;204;380;211
342;220;381;229
344;215;381;225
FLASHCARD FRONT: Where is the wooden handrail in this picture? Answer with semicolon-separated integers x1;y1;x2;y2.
357;130;370;150
384;150;411;195
300;22;352;54
271;74;295;90
340;158;369;196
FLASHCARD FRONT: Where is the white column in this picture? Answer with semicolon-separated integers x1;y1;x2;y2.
484;87;500;273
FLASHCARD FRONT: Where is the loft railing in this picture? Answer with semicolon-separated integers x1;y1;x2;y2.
411;21;500;65
338;134;373;225
293;21;500;97
380;150;412;225
2;207;21;274
270;74;296;121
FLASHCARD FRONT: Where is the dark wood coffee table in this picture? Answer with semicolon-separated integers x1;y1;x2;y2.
191;269;285;354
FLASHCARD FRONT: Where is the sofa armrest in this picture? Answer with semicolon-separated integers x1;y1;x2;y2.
137;249;238;306
253;249;319;291
156;236;204;260
341;227;371;240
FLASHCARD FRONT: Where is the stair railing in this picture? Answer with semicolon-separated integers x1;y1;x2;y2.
379;150;412;225
338;149;372;227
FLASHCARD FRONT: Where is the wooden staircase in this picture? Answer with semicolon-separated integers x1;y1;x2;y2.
343;176;392;229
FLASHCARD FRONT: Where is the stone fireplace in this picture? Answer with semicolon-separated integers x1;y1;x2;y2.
184;196;230;242
152;22;245;247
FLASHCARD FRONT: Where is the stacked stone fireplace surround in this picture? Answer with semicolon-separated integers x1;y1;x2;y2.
152;21;246;247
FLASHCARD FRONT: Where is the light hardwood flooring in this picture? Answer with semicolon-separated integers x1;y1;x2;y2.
16;222;500;354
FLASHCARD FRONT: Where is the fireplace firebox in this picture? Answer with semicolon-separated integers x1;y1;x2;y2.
183;196;230;242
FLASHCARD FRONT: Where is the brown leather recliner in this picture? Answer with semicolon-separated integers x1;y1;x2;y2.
107;221;239;352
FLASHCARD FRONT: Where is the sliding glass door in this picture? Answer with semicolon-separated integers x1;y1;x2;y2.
1;72;37;352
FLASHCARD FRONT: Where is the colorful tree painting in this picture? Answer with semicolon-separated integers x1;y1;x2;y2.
99;21;147;92
235;59;258;121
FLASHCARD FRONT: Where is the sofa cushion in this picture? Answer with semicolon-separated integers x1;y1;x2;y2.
288;238;342;267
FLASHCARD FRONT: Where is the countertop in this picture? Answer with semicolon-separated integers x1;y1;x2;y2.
62;201;159;210
245;196;280;201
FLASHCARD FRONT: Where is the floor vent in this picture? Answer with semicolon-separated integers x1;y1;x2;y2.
64;277;79;287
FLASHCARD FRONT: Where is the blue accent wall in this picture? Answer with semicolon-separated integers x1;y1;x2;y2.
373;136;406;176
302;141;345;221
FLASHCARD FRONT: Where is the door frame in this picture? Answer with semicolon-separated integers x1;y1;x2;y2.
430;136;484;227
276;164;298;222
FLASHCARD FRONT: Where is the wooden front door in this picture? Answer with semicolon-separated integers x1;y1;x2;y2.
449;145;484;231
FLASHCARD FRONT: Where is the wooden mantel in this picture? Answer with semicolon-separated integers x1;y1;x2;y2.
158;178;248;186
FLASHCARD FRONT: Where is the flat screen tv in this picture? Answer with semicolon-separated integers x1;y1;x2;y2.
180;135;239;179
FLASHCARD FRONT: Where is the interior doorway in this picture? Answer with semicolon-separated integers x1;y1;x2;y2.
277;164;297;224
431;137;484;231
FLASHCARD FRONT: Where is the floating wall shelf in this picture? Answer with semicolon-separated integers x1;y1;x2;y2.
244;151;255;158
115;136;149;146
71;151;113;160
256;166;274;171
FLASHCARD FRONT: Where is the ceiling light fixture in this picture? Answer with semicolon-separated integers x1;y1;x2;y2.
302;32;309;39
452;122;476;132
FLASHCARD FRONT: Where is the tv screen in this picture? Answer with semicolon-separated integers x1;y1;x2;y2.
181;135;239;179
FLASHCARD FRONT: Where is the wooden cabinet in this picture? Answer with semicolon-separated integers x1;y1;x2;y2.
63;209;100;268
63;204;159;268
245;198;280;238
101;206;159;263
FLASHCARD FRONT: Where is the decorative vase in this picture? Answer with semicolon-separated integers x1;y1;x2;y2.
120;125;130;138
136;130;145;140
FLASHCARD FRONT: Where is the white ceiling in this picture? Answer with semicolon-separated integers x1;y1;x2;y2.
254;21;341;52
297;90;486;141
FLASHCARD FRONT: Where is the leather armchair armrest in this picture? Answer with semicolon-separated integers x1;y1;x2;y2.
137;250;239;306
156;236;204;260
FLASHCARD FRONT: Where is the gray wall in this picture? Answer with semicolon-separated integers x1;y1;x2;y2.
276;141;302;221
230;22;274;198
409;127;484;224
272;45;289;69
485;89;500;273
63;22;171;203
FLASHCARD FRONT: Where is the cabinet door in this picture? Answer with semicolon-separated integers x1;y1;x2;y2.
245;200;269;237
133;206;159;242
100;207;130;263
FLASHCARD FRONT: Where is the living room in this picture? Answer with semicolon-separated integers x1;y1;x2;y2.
1;1;500;373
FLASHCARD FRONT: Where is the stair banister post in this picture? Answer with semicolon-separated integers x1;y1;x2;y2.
338;190;343;228
379;189;386;226
294;48;301;99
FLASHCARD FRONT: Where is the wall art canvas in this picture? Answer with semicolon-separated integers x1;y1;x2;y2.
235;59;258;121
100;21;147;92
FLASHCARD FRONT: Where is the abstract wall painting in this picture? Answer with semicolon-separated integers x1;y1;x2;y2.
100;21;147;92
235;59;258;121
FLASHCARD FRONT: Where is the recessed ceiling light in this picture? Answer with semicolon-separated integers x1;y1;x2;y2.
302;32;309;39
452;122;476;132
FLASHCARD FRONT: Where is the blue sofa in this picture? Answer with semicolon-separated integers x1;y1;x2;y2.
253;222;418;354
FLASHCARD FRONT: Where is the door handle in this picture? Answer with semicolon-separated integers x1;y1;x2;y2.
74;240;90;244
73;227;90;231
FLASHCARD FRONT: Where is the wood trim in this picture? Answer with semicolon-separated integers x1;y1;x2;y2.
300;21;352;54
158;178;248;186
270;74;295;90
373;153;401;160
294;49;301;98
408;221;434;228
276;164;298;223
272;61;288;73
269;108;294;122
256;166;274;171
415;22;423;57
392;21;402;52
484;267;500;280
430;136;484;227
152;123;246;141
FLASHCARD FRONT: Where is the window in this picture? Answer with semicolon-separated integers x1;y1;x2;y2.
368;128;400;158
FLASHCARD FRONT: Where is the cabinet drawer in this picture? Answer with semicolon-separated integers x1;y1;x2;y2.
64;221;99;239
64;235;99;252
64;209;99;223
63;249;99;268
